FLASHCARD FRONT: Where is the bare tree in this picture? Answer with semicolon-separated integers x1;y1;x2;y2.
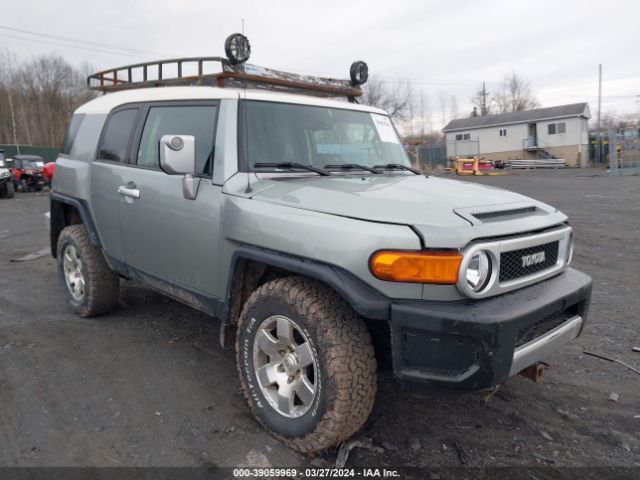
493;72;539;113
600;113;640;131
418;91;432;136
437;91;448;127
449;95;459;121
359;76;414;120
0;49;95;147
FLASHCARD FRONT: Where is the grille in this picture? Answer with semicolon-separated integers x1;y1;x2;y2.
473;206;536;222
515;307;577;348
500;241;559;282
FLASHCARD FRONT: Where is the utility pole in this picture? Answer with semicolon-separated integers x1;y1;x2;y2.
596;64;602;164
480;81;489;116
6;88;20;155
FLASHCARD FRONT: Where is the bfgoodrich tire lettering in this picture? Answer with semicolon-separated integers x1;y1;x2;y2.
57;224;119;317
236;276;377;452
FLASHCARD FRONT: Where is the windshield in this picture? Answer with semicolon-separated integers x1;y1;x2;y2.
242;101;409;172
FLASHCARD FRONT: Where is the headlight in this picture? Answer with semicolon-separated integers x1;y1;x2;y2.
566;232;574;265
466;250;492;292
0;171;9;178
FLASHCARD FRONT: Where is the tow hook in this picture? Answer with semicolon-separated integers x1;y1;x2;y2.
519;362;546;383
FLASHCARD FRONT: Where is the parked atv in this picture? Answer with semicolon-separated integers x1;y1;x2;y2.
8;155;46;192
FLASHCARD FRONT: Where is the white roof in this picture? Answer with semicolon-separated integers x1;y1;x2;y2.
75;86;387;116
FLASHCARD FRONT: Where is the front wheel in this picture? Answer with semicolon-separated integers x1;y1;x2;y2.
236;276;377;453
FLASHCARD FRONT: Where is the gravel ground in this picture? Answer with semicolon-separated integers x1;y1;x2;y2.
0;168;638;470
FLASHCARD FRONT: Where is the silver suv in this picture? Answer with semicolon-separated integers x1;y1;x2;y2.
50;34;592;453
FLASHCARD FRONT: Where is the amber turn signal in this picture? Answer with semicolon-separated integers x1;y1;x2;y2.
370;251;462;284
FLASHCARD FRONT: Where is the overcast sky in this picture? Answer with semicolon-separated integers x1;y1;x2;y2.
2;0;639;129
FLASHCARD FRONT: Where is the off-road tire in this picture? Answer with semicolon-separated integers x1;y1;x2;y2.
236;276;377;453
57;224;119;317
5;181;15;198
20;178;28;192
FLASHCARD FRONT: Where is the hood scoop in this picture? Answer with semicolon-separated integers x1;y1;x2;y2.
454;202;550;226
472;206;537;222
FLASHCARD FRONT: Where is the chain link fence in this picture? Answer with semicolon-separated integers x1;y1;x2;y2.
609;130;640;176
410;140;481;171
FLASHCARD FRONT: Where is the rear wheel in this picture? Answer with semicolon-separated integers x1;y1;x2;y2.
57;224;120;317
6;182;15;198
236;276;377;453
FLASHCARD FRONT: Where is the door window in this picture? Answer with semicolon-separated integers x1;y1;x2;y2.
98;109;139;162
136;105;218;176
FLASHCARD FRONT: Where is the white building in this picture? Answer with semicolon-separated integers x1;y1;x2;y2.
443;103;590;167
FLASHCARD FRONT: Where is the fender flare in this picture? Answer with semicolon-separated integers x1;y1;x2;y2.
224;244;390;323
50;192;102;256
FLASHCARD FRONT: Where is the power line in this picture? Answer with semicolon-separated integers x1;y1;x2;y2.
0;32;154;59
0;24;175;58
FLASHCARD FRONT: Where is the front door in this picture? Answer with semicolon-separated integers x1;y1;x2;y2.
117;102;222;299
91;106;142;264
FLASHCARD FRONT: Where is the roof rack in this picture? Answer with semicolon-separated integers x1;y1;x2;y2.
87;34;368;100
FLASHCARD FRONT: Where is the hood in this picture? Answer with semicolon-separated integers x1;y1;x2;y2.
241;174;568;248
249;174;538;225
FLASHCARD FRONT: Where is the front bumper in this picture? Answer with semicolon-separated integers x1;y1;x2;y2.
390;268;592;390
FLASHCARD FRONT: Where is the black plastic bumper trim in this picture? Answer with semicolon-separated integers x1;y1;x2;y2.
390;268;592;390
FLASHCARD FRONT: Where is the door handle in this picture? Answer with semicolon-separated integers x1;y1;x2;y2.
117;182;140;199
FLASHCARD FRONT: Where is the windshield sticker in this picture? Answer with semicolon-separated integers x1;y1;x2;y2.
371;114;399;144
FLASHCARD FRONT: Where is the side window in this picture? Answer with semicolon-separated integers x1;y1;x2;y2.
557;122;566;134
136;105;218;176
61;113;85;155
548;123;556;135
98;109;139;162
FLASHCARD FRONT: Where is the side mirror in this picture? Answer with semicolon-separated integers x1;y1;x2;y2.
160;134;195;174
159;135;200;200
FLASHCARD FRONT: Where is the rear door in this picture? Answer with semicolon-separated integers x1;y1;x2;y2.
117;101;223;298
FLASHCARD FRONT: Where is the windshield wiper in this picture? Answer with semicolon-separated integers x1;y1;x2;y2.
323;164;381;174
372;163;424;175
254;162;331;176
